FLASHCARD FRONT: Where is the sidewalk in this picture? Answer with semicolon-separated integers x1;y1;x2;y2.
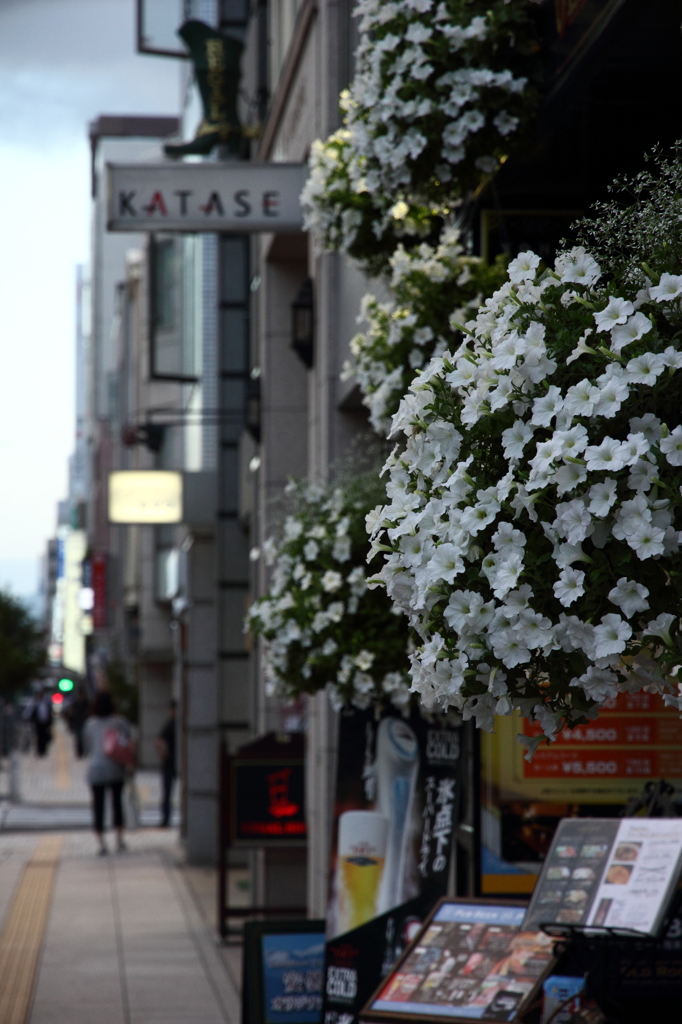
0;829;242;1024
0;717;179;831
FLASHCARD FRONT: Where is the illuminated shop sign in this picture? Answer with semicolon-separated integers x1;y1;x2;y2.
108;470;183;524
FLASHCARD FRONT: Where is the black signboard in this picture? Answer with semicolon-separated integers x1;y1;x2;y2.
229;732;306;847
243;919;326;1024
360;898;555;1024
324;893;435;1024
232;760;306;845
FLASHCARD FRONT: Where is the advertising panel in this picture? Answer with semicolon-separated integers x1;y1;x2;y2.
480;699;682;896
242;920;326;1024
322;709;462;1024
360;899;554;1024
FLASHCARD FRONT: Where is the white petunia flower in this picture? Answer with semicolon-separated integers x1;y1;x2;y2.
531;386;564;426
492;629;531;667
661;345;682;369
492;521;526;553
610;311;652;354
643;612;676;646
553;567;585;607
607;577;649;618
554;462;588;494
626;352;666;385
629;413;662;443
508;251;540;284
428;543;464;583
660;425;682;466
649;272;682;302
593;613;632;657
619;432;650;465
626;522;666;559
303;540;319;561
566;328;596;364
572;666;620;702
555;247;601;286
554;499;593;545
588;478;618;517
321;570;344;593
564;379;601;418
584;437;627;472
628;458;657;492
593;296;634;332
502;419;534;459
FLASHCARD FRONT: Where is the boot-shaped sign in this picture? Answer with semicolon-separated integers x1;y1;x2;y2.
165;20;244;159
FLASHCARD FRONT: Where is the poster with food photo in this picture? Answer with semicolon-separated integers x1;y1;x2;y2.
360;899;554;1024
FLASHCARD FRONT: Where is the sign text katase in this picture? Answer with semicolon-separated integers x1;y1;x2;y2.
107;162;306;233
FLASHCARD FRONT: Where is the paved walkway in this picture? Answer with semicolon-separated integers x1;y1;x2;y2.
0;830;242;1024
0;718;179;831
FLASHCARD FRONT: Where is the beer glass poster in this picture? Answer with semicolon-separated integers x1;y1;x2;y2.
327;710;462;939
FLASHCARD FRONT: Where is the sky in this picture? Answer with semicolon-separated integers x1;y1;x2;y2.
0;0;179;602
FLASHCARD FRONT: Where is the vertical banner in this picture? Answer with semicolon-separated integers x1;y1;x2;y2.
322;709;462;1024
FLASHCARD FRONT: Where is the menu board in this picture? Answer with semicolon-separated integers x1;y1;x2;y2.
361;900;554;1023
525;818;682;937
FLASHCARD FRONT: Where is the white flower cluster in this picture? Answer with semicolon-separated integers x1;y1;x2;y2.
246;479;411;713
367;248;682;739
344;228;506;434
347;0;530;196
300;0;536;269
300;128;441;271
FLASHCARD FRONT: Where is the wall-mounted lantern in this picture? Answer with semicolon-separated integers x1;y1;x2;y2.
291;278;314;369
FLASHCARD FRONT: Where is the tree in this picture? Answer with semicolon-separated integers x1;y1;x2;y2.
0;591;45;698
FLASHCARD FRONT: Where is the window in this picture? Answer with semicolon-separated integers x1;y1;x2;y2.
150;235;200;380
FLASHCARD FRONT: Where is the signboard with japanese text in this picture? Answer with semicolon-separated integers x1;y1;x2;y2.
480;699;682;897
106;162;306;233
243;920;326;1024
322;709;462;1024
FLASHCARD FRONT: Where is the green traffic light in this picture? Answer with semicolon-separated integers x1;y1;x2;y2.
58;678;74;692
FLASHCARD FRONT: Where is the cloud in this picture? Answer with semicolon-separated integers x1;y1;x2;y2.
0;0;182;578
0;0;179;149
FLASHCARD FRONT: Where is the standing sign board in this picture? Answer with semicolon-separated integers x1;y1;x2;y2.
106;162;306;233
360;898;555;1024
323;710;462;1024
524;817;682;937
243;920;326;1024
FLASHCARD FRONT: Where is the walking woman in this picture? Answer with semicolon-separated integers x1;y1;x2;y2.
84;691;134;855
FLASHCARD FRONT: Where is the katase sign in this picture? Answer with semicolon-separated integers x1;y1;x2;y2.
106;162;306;233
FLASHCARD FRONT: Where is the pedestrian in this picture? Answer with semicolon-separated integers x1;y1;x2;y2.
84;691;134;855
65;686;89;758
155;699;177;827
25;686;53;757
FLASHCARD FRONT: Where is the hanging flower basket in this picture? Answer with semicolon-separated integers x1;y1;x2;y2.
368;241;682;748
346;228;507;434
301;0;538;269
247;473;411;713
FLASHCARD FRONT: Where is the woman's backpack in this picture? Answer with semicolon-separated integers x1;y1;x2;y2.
103;725;136;768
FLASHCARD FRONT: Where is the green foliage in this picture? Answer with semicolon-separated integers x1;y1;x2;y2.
0;591;44;698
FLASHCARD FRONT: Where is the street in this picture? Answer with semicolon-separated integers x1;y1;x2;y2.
0;721;241;1024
